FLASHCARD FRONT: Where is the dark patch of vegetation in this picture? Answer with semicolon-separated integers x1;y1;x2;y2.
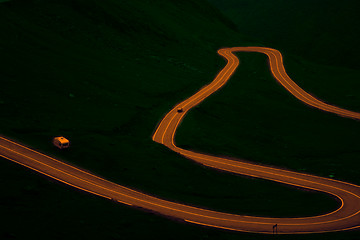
207;0;360;70
177;52;360;185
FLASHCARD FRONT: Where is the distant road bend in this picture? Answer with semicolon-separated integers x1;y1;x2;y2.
2;47;360;234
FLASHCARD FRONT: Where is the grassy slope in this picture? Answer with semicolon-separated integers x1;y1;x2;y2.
203;0;360;190
177;52;360;183
179;1;360;239
206;0;360;70
0;0;358;239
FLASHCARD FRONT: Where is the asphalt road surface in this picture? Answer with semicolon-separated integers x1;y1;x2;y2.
2;47;360;234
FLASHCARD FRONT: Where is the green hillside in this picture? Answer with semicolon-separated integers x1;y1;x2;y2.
1;0;359;239
206;0;360;70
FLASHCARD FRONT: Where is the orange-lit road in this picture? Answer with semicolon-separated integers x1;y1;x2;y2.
2;47;360;234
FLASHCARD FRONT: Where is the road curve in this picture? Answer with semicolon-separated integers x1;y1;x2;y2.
2;47;360;234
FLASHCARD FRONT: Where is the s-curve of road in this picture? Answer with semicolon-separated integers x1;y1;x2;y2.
1;47;360;234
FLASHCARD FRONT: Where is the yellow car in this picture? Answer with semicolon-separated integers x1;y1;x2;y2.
53;136;70;149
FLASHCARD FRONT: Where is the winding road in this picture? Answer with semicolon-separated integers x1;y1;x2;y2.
2;47;360;234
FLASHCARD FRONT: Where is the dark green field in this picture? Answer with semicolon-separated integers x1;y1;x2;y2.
1;0;359;239
207;0;360;70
